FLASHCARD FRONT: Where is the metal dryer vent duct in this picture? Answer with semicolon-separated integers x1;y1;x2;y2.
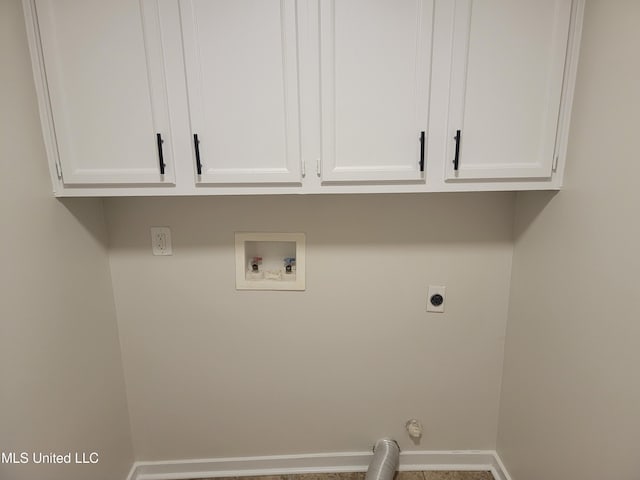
365;439;400;480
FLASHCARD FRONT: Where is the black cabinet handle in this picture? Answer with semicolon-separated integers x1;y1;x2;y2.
194;134;202;175
156;133;165;175
453;129;461;171
419;131;425;172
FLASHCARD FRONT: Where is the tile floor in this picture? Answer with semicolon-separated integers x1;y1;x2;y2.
194;471;494;480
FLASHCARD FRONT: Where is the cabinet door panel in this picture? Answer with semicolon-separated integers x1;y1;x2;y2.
446;0;572;180
35;0;174;185
180;0;301;184
320;0;433;182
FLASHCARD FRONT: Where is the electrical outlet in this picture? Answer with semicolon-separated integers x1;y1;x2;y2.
426;285;446;313
150;227;172;256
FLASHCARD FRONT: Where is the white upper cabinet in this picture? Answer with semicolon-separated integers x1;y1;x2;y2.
33;0;175;185
318;0;434;182
24;0;584;195
445;0;573;181
179;0;302;184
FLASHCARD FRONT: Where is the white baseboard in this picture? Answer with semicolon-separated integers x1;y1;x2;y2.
492;452;513;480
126;462;138;480
127;450;512;480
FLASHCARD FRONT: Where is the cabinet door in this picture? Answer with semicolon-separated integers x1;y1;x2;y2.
319;0;433;183
180;0;302;184
35;0;174;185
446;0;572;180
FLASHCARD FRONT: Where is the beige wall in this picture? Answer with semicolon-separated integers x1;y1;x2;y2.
0;1;134;479
497;1;640;479
105;192;514;459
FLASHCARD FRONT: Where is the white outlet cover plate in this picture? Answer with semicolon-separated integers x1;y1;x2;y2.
150;227;172;256
427;285;446;313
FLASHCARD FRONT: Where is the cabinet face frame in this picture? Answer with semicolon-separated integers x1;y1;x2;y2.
27;0;176;187
444;0;574;181
23;0;61;193
318;0;434;183
179;0;303;185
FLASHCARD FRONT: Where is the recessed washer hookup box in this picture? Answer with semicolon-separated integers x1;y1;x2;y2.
234;232;306;291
